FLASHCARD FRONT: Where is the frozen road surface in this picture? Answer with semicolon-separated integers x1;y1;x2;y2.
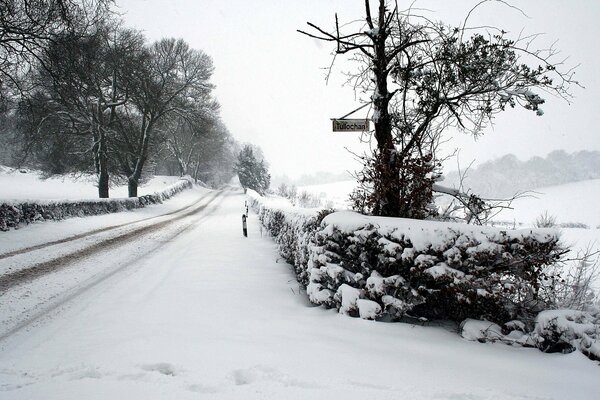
0;188;597;399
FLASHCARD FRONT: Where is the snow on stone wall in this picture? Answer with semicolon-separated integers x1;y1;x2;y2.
0;177;194;231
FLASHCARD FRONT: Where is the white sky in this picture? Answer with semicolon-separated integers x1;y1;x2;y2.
117;0;600;178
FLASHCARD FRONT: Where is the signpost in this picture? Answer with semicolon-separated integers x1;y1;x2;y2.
331;119;370;132
331;103;371;133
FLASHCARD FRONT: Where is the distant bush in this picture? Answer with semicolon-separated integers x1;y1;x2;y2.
534;211;557;228
558;222;590;229
275;183;322;209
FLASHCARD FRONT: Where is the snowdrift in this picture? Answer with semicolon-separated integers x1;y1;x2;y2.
0;177;193;231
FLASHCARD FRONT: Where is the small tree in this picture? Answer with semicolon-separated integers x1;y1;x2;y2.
299;0;578;218
235;144;270;195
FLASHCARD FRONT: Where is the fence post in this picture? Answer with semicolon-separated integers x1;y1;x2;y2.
242;214;248;237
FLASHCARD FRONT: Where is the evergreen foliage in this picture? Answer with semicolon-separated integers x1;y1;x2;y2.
235;145;270;195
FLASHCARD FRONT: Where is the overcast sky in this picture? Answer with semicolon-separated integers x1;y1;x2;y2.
117;0;600;179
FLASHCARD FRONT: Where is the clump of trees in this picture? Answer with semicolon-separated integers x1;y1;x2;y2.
299;0;578;220
234;144;271;195
0;0;240;197
235;144;270;195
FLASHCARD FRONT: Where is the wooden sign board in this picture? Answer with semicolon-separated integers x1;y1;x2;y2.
332;119;370;132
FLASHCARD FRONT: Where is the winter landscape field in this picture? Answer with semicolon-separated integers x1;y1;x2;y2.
0;170;598;399
1;0;599;399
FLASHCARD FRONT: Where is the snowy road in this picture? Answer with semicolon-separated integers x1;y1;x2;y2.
0;188;597;399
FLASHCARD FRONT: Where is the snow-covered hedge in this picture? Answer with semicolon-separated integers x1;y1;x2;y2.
248;190;325;283
249;190;600;361
309;212;565;326
460;308;600;361
0;177;193;231
249;190;564;323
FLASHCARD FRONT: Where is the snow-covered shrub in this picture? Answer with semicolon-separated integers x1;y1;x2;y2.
558;222;589;229
460;319;504;343
552;248;600;311
534;211;557;228
531;309;600;359
297;191;322;208
247;189;325;286
460;309;600;361
307;212;564;326
249;191;565;327
0;203;20;231
0;177;193;231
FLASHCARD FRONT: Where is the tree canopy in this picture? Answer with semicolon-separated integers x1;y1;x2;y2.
300;0;578;219
235;145;270;195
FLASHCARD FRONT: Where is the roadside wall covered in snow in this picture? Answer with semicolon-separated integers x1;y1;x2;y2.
0;177;193;231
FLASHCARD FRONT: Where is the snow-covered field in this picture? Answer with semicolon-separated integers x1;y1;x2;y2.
301;178;600;250
301;178;600;227
0;166;181;200
0;173;597;398
492;179;600;228
299;180;356;209
0;188;597;399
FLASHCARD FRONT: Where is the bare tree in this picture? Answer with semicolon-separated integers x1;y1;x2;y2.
299;0;578;218
0;0;112;98
21;25;145;197
161;99;220;177
118;38;215;197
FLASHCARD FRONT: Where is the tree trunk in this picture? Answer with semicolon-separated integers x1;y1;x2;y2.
371;0;401;217
128;116;153;198
98;129;109;198
95;106;110;199
128;176;138;197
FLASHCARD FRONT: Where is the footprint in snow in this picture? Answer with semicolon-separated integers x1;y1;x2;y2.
140;362;177;377
231;365;322;389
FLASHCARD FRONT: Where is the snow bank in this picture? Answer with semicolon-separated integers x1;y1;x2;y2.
0;177;194;231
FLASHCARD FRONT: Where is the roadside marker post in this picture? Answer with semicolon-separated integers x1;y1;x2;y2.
242;214;248;237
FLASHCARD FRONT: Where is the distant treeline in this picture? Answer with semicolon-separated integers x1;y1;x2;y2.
443;150;600;198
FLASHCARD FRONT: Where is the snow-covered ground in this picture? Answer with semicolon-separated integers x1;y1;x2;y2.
301;178;600;251
299;180;356;209
0;166;181;200
492;179;600;228
0;188;597;399
301;178;600;227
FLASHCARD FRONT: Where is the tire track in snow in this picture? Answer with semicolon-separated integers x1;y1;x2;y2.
0;190;225;292
0;190;218;261
0;191;230;342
